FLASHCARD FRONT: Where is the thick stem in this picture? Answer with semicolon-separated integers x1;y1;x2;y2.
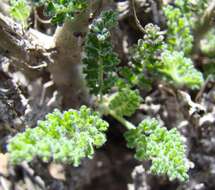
49;11;91;108
108;110;136;130
48;0;109;108
99;96;136;130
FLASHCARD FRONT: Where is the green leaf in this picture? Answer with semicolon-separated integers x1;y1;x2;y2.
159;51;204;89
130;24;203;89
131;24;165;73
125;118;191;182
127;24;165;88
8;106;109;166
108;88;142;117
163;1;193;54
83;10;120;95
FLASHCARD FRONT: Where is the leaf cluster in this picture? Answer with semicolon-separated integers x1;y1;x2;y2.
8;106;109;166
125;118;190;182
132;24;165;73
125;24;165;87
130;24;203;89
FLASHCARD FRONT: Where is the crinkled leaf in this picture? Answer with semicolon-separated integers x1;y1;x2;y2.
163;1;193;54
83;10;120;95
159;51;204;89
125;118;191;182
8;106;109;166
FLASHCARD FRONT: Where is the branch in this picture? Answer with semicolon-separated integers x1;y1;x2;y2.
192;0;215;53
0;13;53;78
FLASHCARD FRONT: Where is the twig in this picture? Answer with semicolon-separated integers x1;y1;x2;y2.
40;80;54;105
129;0;145;34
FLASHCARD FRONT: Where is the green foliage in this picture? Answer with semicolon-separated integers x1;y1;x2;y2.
125;118;190;182
7;3;194;181
8;106;108;166
159;51;204;89
122;24;165;88
131;24;165;74
163;0;193;54
32;0;87;24
130;24;203;89
83;10;120;95
163;0;210;49
10;0;31;26
108;88;142;117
